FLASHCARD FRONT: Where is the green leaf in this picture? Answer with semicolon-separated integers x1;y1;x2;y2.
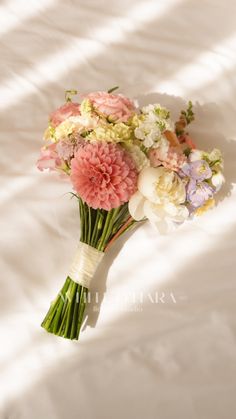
107;86;119;94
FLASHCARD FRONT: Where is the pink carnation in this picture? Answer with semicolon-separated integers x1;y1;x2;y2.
149;146;187;172
50;102;81;127
86;91;135;122
70;142;138;210
37;143;62;171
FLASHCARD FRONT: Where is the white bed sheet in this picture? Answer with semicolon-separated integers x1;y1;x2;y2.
1;0;236;418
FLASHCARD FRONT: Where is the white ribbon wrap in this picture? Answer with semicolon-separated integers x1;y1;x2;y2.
68;242;104;289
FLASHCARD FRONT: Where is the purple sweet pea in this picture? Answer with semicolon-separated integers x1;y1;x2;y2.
187;179;214;208
181;159;214;209
181;160;212;181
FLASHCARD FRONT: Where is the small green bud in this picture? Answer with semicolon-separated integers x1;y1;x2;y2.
65;89;78;102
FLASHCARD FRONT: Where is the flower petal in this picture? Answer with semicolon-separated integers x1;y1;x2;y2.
173;205;189;221
143;201;171;234
138;167;163;203
128;191;146;220
212;172;225;191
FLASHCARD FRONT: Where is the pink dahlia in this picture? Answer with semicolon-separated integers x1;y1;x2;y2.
70;142;138;210
50;102;81;128
86;91;135;122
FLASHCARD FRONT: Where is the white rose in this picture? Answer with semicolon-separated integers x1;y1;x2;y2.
129;167;188;233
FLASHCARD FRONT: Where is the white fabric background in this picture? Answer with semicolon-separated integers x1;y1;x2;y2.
1;0;236;418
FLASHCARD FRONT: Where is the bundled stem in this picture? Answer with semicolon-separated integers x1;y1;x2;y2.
41;198;136;340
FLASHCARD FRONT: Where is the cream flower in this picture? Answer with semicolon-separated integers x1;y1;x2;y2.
129;167;188;233
54;119;75;141
88;122;133;143
43;126;55;141
54;115;99;141
123;144;150;172
208;148;223;162
134;104;173;148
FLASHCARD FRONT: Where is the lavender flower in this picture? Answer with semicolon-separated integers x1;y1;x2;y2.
181;160;212;181
187;179;214;208
181;160;215;209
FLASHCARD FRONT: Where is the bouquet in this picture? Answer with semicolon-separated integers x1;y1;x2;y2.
37;87;224;340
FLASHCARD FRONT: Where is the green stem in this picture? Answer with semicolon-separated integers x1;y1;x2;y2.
88;206;92;243
90;211;100;247
77;287;88;338
41;277;70;330
70;284;80;339
97;210;113;251
64;281;77;337
41;201;136;340
53;278;75;335
107;86;119;94
79;199;85;242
